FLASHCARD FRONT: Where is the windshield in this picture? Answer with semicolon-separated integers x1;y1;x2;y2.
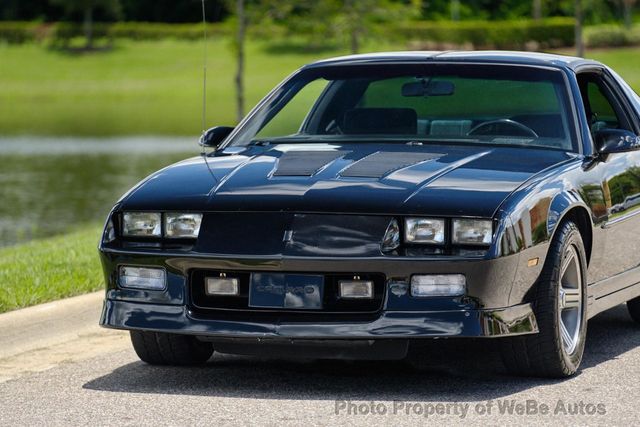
227;63;577;152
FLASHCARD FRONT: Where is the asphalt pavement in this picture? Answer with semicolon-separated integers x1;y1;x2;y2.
0;304;639;426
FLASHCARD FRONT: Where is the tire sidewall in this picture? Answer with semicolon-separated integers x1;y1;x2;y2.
554;223;589;371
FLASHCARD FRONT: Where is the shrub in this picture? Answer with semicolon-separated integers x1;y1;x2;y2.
0;22;38;44
388;18;575;50
585;24;639;48
0;21;231;45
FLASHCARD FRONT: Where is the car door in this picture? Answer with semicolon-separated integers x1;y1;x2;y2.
577;68;640;280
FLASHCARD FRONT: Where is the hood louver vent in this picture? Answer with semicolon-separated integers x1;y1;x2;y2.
341;151;442;178
273;150;347;177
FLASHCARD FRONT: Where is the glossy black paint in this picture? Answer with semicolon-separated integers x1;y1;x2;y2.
100;51;640;348
199;126;234;148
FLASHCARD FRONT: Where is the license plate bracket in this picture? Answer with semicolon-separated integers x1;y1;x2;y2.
249;273;324;309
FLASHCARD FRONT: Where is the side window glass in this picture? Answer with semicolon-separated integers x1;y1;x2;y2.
586;81;621;132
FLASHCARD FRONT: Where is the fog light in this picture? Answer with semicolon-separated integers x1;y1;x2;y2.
339;279;373;299
119;266;166;290
411;274;466;297
206;276;239;296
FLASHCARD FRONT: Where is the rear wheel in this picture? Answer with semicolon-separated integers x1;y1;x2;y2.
130;331;214;365
628;297;640;324
501;221;588;378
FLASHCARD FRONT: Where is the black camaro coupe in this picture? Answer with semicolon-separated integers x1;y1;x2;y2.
99;51;640;378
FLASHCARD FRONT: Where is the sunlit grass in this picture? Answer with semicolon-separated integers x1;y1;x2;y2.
0;39;354;136
1;40;639;137
0;225;103;313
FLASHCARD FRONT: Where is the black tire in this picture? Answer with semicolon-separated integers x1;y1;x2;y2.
501;221;588;378
130;331;214;365
628;297;640;324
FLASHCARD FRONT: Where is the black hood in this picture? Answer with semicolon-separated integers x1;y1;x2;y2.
120;142;573;218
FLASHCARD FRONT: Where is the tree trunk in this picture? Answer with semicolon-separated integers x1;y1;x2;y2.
235;0;246;122
83;6;94;49
575;0;584;57
451;0;461;21
346;0;360;54
623;0;635;29
533;0;542;20
350;27;359;54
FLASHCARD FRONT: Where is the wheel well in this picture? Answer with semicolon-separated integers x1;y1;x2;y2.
560;207;593;266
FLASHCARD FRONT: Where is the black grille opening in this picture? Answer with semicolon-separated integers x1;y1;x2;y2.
189;270;386;314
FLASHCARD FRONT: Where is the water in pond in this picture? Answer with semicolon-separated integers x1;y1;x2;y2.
0;137;198;248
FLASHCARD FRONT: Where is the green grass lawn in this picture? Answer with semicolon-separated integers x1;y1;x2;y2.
0;226;103;313
0;38;357;136
1;41;640;136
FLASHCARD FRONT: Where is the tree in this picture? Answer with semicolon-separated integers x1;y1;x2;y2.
451;0;461;21
621;0;637;29
234;0;247;121
227;0;267;121
532;0;543;20
261;0;420;54
49;0;121;49
575;0;584;57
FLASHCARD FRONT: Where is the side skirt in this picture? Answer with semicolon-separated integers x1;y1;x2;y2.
587;265;640;319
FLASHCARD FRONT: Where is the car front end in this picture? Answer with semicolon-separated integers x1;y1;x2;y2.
99;54;587;360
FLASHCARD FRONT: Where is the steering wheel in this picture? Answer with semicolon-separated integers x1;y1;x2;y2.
468;119;539;138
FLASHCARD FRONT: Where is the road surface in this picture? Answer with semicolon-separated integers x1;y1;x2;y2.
0;304;639;426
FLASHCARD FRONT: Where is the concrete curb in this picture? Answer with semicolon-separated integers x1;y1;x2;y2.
0;291;105;359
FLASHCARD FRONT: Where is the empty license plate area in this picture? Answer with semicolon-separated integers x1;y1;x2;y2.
249;273;324;310
189;270;386;313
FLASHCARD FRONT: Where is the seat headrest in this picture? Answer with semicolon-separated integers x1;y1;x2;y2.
343;108;417;135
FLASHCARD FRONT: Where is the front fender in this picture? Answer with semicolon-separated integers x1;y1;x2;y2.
547;190;592;241
493;159;592;305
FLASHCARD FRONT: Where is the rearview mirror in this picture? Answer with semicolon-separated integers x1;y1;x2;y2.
596;129;640;156
199;126;234;148
402;80;455;97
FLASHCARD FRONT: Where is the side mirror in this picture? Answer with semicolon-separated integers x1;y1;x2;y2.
596;129;640;156
199;126;234;148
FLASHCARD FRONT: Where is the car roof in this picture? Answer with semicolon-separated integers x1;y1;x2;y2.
305;50;603;71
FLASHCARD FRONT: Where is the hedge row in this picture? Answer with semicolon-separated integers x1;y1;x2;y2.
0;21;230;44
390;18;576;49
585;24;640;48
2;19;639;50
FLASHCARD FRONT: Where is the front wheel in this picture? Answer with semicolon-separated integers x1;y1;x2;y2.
130;331;214;365
628;297;640;323
501;221;588;378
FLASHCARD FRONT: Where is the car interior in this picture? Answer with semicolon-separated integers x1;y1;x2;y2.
310;75;575;149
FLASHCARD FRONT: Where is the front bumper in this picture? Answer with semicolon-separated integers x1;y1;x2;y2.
99;248;539;340
100;298;538;338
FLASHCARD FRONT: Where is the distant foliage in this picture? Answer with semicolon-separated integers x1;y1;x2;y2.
0;21;230;44
0;21;39;43
389;18;576;49
0;18;575;49
0;0;228;23
585;24;640;47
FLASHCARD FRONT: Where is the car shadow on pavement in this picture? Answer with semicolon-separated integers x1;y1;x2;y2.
83;304;639;401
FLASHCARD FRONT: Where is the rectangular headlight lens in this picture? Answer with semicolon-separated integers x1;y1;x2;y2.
411;274;466;297
405;218;445;244
123;212;161;237
206;277;239;296
339;280;374;299
165;213;203;239
119;266;166;290
452;219;493;245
